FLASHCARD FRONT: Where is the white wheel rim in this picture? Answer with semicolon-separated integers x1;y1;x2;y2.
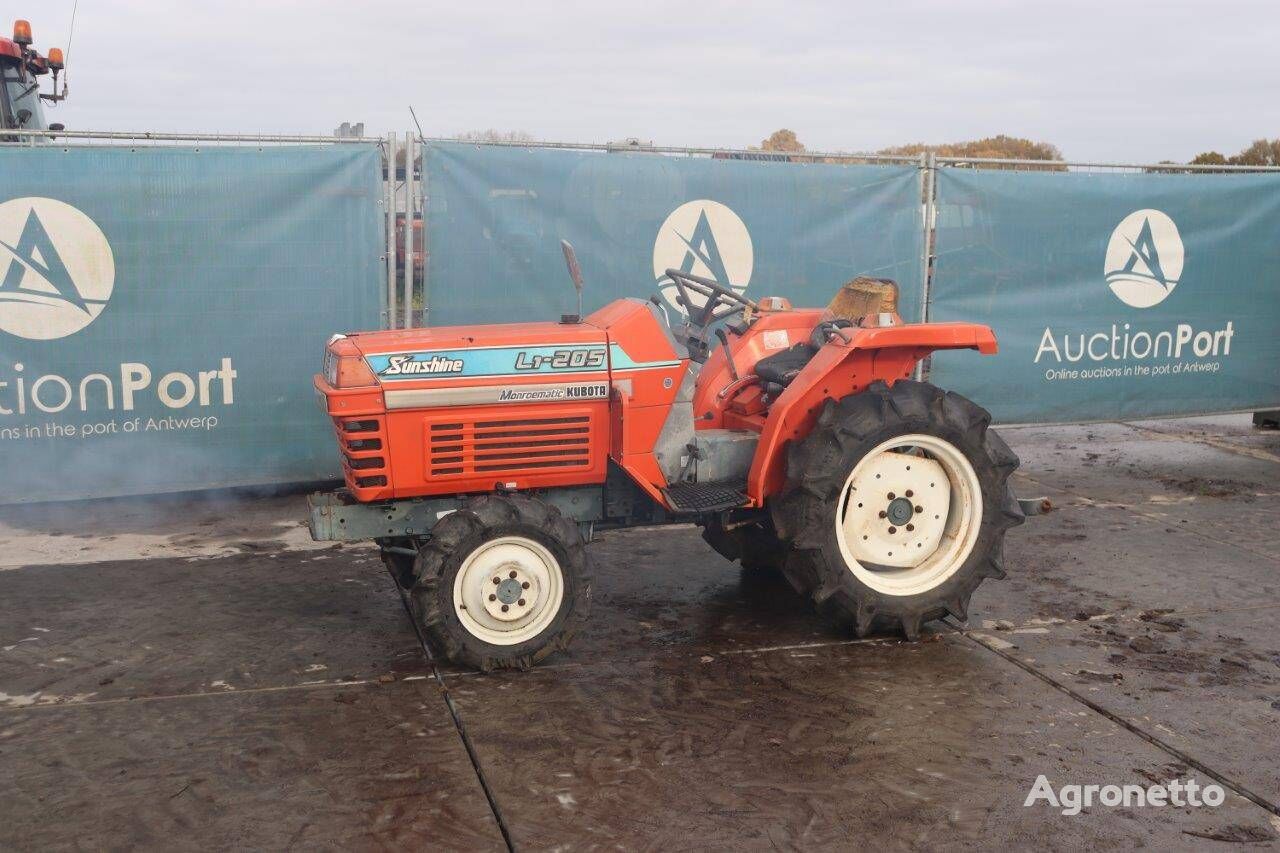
833;433;982;596
452;536;565;646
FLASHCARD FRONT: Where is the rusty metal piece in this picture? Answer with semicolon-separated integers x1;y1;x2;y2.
1017;496;1053;516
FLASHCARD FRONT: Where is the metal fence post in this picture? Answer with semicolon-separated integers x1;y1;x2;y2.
419;137;429;327
912;152;937;383
385;132;397;329
402;134;416;329
921;151;936;325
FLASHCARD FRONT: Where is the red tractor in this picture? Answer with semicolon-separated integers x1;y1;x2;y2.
311;244;1023;670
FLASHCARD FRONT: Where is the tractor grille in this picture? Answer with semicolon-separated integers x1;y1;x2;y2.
428;414;594;478
333;415;390;492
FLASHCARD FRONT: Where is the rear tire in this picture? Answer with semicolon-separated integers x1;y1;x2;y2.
772;380;1023;639
409;494;591;671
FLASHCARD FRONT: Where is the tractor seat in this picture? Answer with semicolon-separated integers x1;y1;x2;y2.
753;343;818;387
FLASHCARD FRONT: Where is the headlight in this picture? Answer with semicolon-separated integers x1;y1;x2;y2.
323;335;377;388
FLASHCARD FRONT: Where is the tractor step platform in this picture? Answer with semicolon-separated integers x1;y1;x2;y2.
662;482;750;514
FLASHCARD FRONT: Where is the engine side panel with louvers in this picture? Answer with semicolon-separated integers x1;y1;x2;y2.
425;408;602;479
382;401;610;498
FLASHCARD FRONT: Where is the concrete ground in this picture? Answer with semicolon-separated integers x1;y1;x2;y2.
1;415;1278;851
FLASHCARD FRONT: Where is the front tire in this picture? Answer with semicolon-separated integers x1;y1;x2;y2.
409;494;591;671
772;380;1023;639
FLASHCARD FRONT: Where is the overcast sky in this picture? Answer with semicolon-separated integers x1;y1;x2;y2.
22;0;1280;163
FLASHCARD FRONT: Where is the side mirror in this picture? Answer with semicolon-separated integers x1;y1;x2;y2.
15;108;30;127
559;240;584;323
48;123;64;132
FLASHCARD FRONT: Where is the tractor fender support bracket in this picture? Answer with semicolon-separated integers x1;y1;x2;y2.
1017;496;1053;517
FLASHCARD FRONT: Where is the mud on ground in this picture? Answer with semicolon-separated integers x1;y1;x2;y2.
1;415;1278;850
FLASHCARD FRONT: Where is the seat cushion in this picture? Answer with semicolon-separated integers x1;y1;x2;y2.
754;342;818;387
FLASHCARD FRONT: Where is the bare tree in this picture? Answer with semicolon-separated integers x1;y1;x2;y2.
1230;139;1280;166
879;135;1064;170
1189;139;1280;167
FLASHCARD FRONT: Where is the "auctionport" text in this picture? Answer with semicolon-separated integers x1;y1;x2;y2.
1035;322;1234;364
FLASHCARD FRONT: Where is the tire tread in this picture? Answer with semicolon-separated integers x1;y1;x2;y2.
772;380;1023;639
409;494;591;671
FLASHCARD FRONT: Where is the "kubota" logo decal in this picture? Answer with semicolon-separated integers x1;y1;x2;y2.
498;383;608;402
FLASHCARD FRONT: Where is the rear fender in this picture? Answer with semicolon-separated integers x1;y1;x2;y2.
745;322;998;503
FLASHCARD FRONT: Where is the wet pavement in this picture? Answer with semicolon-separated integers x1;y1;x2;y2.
1;415;1278;850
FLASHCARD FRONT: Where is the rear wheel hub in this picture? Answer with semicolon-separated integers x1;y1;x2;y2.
834;433;982;596
886;497;915;525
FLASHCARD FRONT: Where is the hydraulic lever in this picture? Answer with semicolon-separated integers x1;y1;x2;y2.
715;327;739;381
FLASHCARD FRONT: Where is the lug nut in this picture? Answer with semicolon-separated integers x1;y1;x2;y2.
906;524;915;532
509;570;517;579
887;492;896;500
501;604;509;612
905;490;913;498
888;526;897;534
521;581;530;589
915;505;923;513
492;577;500;585
489;594;496;601
518;598;526;607
879;510;888;519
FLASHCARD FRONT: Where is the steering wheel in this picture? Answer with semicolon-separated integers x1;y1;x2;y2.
659;269;759;360
662;269;762;357
664;268;757;330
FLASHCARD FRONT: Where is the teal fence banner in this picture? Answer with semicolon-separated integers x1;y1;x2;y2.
928;168;1280;423
423;143;924;326
0;145;384;502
